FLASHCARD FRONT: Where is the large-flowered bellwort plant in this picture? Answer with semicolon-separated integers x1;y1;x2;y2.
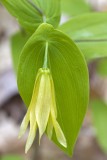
18;67;67;153
1;0;89;156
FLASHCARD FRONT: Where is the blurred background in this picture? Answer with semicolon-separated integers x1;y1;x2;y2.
1;0;107;160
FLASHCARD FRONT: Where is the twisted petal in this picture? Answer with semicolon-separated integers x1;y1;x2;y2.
18;108;30;139
25;106;37;153
53;118;67;148
35;70;51;139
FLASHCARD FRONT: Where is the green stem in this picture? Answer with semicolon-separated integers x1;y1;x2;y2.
43;42;49;69
43;15;46;23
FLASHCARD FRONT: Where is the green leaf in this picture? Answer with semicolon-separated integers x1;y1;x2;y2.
76;41;107;61
96;58;107;77
1;0;60;33
61;0;91;16
91;99;107;153
2;155;22;160
59;13;107;40
17;23;89;155
11;32;29;72
59;13;107;61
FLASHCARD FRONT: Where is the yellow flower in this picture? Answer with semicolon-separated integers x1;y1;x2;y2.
18;68;67;153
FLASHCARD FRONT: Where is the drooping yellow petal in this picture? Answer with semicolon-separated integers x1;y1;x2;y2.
35;69;51;139
53;119;67;148
47;115;53;139
25;123;37;153
19;67;67;153
25;105;37;153
49;71;67;148
18;108;30;139
50;75;57;118
18;69;41;139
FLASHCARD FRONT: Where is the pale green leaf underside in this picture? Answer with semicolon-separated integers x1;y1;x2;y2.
91;100;107;153
59;13;107;61
61;0;91;16
1;0;60;33
18;23;89;155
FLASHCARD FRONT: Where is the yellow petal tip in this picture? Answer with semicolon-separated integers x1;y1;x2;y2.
62;140;67;148
25;146;28;154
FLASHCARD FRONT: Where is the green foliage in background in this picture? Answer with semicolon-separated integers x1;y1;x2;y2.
2;155;22;160
11;32;29;72
59;13;107;61
96;58;107;77
61;0;91;16
1;0;61;33
91;100;107;153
